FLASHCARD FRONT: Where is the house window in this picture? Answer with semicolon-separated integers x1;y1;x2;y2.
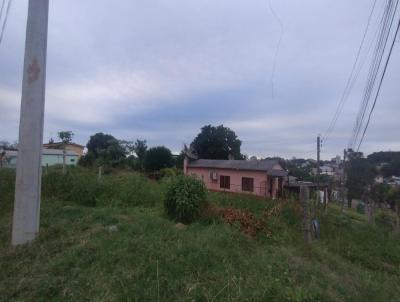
242;177;254;192
220;175;230;189
210;171;218;183
70;158;75;162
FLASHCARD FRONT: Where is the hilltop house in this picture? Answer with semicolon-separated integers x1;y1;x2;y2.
1;149;79;169
43;142;85;157
184;158;287;198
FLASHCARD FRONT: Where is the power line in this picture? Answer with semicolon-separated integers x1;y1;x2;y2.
348;0;392;148
268;0;284;100
323;0;378;144
348;0;398;149
350;0;398;149
349;3;390;148
0;0;6;22
357;12;400;151
0;0;12;47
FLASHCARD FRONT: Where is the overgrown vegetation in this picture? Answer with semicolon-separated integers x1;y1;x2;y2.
2;166;162;209
1;167;400;301
164;175;206;223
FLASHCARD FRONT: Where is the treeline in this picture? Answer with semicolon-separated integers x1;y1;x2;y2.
77;124;246;173
78;133;183;173
345;149;400;228
345;150;400;205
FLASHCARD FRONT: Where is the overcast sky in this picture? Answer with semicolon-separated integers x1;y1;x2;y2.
0;0;399;159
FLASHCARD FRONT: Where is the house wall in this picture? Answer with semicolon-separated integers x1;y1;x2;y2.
65;145;84;157
42;154;78;166
186;167;278;198
2;156;17;168
2;154;78;169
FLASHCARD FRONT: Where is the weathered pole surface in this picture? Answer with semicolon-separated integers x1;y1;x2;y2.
12;0;49;246
300;185;312;244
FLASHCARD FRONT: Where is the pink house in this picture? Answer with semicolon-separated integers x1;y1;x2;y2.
184;158;287;198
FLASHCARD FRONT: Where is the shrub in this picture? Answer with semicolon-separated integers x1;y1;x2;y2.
160;167;178;179
164;175;206;223
0;168;15;213
356;203;365;214
375;210;395;230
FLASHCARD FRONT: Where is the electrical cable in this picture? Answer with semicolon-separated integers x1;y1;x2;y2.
348;0;398;149
357;12;400;151
323;0;378;144
268;0;284;100
0;0;12;47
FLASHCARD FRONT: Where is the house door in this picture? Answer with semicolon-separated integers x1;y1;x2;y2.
260;181;267;197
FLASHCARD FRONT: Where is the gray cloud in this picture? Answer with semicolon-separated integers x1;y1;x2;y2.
0;0;399;159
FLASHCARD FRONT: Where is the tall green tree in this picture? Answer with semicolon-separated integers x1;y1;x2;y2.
80;133;125;167
345;149;376;208
144;146;174;172
190;125;243;160
387;187;400;234
133;139;147;170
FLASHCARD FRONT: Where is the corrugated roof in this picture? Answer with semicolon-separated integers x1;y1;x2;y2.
43;142;84;148
188;159;287;176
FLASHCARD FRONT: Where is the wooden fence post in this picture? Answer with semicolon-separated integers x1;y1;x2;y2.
300;185;312;244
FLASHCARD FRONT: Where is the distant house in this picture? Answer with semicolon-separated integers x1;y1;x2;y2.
312;165;334;176
2;149;79;169
385;176;400;186
320;165;334;175
184;158;287;198
43;142;85;157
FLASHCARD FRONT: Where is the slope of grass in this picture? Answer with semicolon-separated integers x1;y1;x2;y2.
1;168;400;301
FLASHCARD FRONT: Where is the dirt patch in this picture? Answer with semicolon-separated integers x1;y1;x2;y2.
216;201;289;238
219;207;272;238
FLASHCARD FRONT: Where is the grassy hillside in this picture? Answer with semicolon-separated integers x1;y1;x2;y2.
1;168;400;301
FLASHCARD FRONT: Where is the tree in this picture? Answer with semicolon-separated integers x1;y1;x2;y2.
81;133;125;167
144;146;174;172
0;140;17;150
345;149;376;209
119;140;135;155
133;139;147;170
387;187;400;234
190;125;243;160
368;183;389;224
58;131;74;174
175;150;186;170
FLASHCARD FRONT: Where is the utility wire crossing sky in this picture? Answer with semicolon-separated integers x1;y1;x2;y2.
0;0;399;160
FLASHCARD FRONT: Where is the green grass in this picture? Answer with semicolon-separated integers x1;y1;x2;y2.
1;168;400;301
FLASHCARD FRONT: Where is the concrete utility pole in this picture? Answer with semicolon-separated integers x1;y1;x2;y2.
12;0;49;246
